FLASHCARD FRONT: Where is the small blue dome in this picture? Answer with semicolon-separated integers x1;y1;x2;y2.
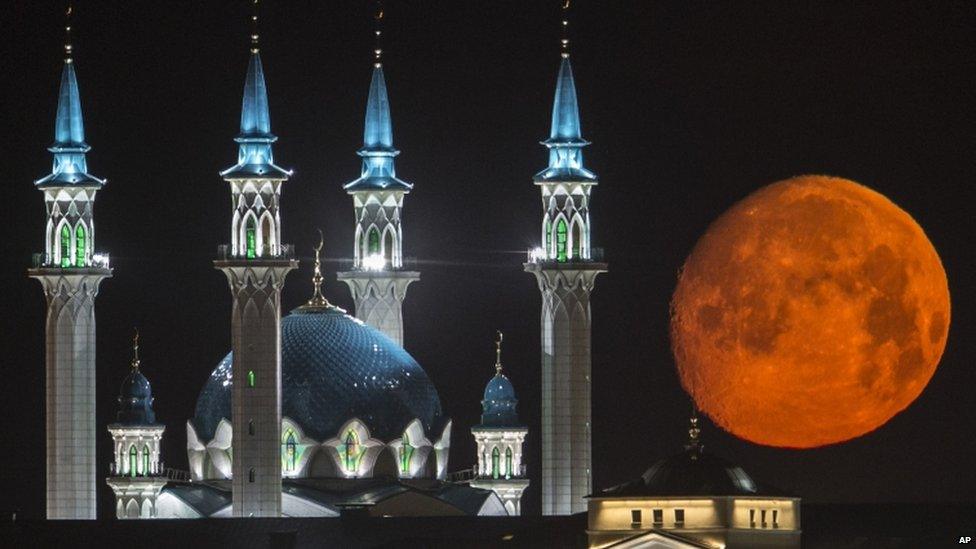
480;372;520;427
116;369;157;425
193;306;444;442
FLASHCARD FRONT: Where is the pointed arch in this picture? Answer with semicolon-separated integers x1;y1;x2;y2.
140;499;152;518
543;217;552;258
554;216;569;262
125;499;140;519
353;224;363;264
129;445;138;477
58;222;72;267
240;212;258;258
491;446;500;479
283;429;298;472
505;446;513;478
382;226;395;266
143;444;151;476
570;214;584;260
259;211;275;257
74;222;87;267
366;225;381;256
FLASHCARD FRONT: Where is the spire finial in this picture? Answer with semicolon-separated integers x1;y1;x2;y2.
686;406;703;458
494;330;504;374
131;328;141;371
560;0;571;59
373;1;384;67
249;0;260;53
305;229;331;308
64;1;74;62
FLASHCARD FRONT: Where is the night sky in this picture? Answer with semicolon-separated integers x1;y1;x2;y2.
2;1;974;519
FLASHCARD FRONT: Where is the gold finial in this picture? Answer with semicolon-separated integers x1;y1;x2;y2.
305;229;331;308
131;328;141;371
494;330;504;374
64;2;74;62
373;1;384;67
250;0;260;53
560;0;571;59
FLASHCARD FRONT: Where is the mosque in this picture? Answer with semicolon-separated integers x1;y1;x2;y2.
28;2;593;521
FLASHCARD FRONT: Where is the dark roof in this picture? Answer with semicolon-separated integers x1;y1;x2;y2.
193;306;444;442
597;448;791;498
114;368;157;425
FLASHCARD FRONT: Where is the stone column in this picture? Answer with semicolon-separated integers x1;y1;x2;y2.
338;271;419;346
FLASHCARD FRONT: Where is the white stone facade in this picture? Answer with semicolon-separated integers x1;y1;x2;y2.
525;264;605;515
470;427;530;515
349;190;408;270
227;179;284;258
214;261;296;517
537;181;596;262
337;270;419;346
29;269;110;519
106;425;167;519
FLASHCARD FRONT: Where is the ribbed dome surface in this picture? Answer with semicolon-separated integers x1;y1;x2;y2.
193;306;443;442
480;373;520;427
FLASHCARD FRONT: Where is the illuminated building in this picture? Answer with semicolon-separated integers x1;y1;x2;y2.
105;334;168;519
338;16;419;346
469;333;530;515
586;418;801;548
27;12;111;519
524;6;607;515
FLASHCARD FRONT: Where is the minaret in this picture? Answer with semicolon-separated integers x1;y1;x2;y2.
338;5;419;347
214;2;296;517
470;332;530;516
28;5;111;520
106;331;167;519
524;1;606;516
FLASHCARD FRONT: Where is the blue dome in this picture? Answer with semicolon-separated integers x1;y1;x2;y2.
192;306;444;442
480;372;520;427
116;369;157;425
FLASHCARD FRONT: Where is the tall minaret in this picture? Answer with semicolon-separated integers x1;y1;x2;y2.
106;331;167;519
214;2;296;518
470;332;530;516
28;5;111;520
524;1;606;516
338;5;419;347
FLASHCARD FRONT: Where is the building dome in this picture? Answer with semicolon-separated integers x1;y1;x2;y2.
481;372;520;427
192;305;444;443
116;369;157;425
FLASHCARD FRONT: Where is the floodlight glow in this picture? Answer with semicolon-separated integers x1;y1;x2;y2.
362;253;387;272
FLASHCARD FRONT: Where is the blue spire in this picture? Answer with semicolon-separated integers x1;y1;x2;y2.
221;52;291;180
534;57;596;183
344;65;412;191
35;60;105;187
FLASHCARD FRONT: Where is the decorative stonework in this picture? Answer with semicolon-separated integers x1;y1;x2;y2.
337;270;419;346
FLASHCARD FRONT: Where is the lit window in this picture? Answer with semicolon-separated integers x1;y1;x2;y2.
75;224;86;267
129;445;137;477
491;447;500;479
674;508;685;527
367;228;380;255
555;218;568;262
652;508;663;527
505;447;513;479
247;370;256;388
342;431;362;473
399;432;413;474
142;444;150;476
383;230;394;264
245;219;256;259
60;225;71;268
283;431;297;472
631;509;642;528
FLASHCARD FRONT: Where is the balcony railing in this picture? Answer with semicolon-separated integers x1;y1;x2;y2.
31;252;110;269
217;243;295;261
525;246;605;264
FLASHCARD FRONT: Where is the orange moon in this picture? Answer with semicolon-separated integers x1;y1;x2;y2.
670;175;950;448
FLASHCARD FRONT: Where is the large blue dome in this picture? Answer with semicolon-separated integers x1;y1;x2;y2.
193;306;443;442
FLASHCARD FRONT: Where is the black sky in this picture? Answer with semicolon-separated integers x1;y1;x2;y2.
2;1;974;519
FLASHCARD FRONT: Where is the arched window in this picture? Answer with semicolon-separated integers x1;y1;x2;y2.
367;228;381;255
505;447;513;479
491;447;500;479
245;218;257;259
399;433;413;474
544;218;552;257
342;431;361;473
555;219;568;262
129;445;137;477
60;225;71;267
248;420;254;436
284;431;297;472
383;230;394;264
248;468;255;483
75;224;86;267
571;220;582;260
143;445;151;476
260;216;273;257
247;370;256;388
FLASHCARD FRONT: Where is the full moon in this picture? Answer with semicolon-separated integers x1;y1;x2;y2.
670;175;950;448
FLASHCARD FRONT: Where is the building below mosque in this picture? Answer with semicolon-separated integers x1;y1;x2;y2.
586;418;801;549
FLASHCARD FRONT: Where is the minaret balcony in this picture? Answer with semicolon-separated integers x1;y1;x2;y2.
31;251;110;269
525;246;604;265
216;243;295;261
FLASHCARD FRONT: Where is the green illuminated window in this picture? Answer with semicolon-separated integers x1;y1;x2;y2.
342;430;362;473
247;370;255;388
556;219;568;262
491;447;500;479
60;225;71;267
399;433;413;474
367;228;380;255
284;431;297;472
75;224;86;267
505;447;513;479
245;219;256;259
143;445;151;476
129;445;137;477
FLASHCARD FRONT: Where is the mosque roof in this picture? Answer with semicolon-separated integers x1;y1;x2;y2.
192;305;444;442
